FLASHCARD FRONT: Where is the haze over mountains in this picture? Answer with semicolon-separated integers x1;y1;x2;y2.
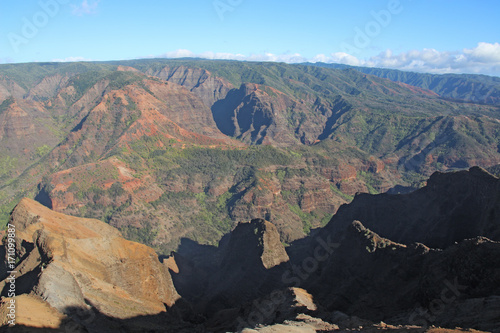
1;59;500;252
307;62;500;105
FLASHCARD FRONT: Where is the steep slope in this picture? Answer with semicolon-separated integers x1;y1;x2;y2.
167;170;500;332
147;62;500;177
0;68;251;250
142;64;234;107
2;170;500;332
44;73;238;172
321;166;500;248
304;220;500;332
170;219;291;316
309;62;500;105
138;61;500;174
1;60;500;253
0;66;217;222
0;198;180;332
357;67;500;105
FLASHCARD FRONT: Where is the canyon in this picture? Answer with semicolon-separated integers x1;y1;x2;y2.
1;167;499;332
1;60;500;252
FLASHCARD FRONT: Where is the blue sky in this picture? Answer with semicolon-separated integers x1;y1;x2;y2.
1;0;499;75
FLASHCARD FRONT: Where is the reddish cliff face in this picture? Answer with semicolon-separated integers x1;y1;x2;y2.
145;65;235;107
0;98;61;164
1;170;500;332
36;72;397;247
46;77;241;172
211;82;353;146
2;61;500;257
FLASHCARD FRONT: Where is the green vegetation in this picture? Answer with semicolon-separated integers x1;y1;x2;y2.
140;144;298;183
108;182;125;197
330;185;354;202
288;204;325;234
0;191;26;229
1;58;500;251
151;188;235;247
0;61;114;91
0;156;18;178
313;62;500;105
35;145;51;158
357;171;381;194
0;96;14;114
122;221;157;245
107;71;143;90
320;213;333;227
68;70;108;98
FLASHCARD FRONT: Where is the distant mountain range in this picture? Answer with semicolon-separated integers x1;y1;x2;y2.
1;59;500;252
306;62;500;105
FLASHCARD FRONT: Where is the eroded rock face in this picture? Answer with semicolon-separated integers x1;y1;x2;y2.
145;65;234;107
221;219;290;270
323;166;500;249
1;173;500;332
207;219;289;310
0;294;86;332
305;220;500;331
171;219;291;317
3;61;500;256
0;198;179;328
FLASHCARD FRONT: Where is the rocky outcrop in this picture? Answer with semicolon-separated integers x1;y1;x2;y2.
207;219;289;307
243;321;489;333
145;65;234;107
0;198;179;331
211;83;301;145
0;294;86;332
210;83;354;146
303;220;500;331
323;166;500;249
2;167;500;332
170;219;291;317
220;219;289;270
234;288;320;328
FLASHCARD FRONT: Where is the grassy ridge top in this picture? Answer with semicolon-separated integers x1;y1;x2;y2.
3;58;500;106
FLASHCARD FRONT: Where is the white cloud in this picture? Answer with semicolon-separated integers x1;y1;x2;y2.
52;56;92;62
160;49;194;58
319;43;500;76
329;52;362;66
150;43;500;76
463;42;500;63
154;50;307;64
71;0;99;16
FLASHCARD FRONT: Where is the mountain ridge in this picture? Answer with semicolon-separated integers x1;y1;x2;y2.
1;59;500;252
305;62;500;105
2;168;499;332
